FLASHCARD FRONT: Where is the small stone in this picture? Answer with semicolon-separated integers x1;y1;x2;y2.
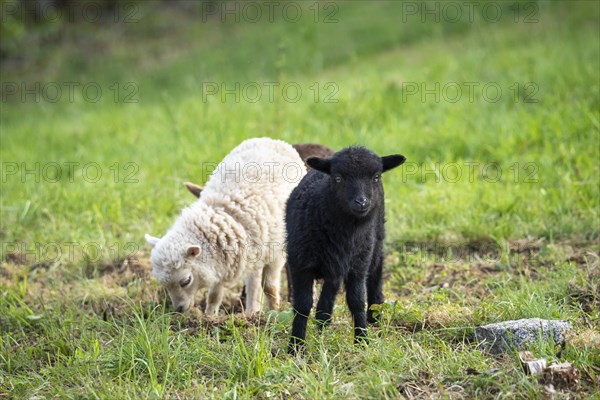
475;318;572;355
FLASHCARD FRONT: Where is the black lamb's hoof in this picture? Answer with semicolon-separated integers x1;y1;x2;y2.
367;313;380;325
353;327;369;346
315;316;333;331
354;335;370;348
287;337;305;355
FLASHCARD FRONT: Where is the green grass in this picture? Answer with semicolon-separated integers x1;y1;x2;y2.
1;1;599;398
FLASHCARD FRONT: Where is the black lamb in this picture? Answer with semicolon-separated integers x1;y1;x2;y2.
286;146;405;354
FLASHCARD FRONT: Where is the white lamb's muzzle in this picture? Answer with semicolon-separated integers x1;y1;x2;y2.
171;296;194;313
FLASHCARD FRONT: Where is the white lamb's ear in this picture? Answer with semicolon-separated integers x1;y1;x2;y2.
184;182;203;198
186;245;201;257
145;234;161;247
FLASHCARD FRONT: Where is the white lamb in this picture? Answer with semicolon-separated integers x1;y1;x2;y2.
145;137;306;314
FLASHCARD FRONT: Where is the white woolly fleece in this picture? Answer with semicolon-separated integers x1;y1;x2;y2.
149;137;306;309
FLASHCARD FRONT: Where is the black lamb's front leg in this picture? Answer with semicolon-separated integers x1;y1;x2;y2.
315;278;342;330
367;239;385;324
288;271;314;354
345;272;368;343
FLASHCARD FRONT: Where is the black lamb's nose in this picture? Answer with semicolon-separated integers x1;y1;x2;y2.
176;305;184;313
354;197;368;207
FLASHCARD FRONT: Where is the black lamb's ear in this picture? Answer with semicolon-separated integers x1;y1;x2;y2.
306;156;332;174
381;154;406;172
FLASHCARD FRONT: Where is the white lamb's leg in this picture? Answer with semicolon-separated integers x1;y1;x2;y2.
262;260;284;310
205;285;224;315
244;274;262;315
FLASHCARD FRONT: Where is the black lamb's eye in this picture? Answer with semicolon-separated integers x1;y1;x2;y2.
180;275;192;288
373;174;380;182
334;176;342;183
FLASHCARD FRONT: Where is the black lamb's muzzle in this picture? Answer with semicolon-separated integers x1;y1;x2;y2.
350;197;371;216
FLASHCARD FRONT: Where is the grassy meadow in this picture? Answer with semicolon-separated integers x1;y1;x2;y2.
1;0;599;398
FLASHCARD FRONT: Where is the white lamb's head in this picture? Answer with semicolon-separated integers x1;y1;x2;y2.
144;231;206;313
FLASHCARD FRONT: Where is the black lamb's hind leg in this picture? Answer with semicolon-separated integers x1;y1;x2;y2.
288;271;314;355
367;240;385;324
315;278;342;330
345;272;368;343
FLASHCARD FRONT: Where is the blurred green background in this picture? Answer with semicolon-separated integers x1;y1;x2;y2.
1;0;598;258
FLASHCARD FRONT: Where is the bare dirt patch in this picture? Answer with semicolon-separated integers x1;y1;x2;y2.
389;238;599;297
2;238;598;337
